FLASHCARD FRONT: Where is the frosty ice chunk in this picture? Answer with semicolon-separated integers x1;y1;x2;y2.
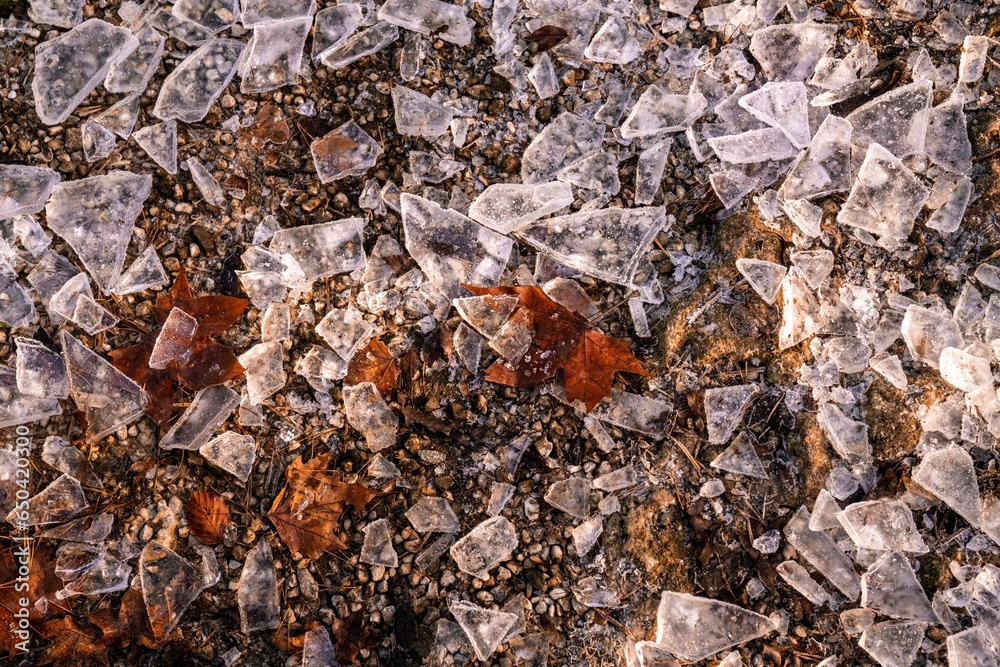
468;182;573;234
343;382;397;451
858;621;926;667
738;82;811;149
837;500;927;553
521;112;604;183
238;540;280;633
710;431;767;479
736;258;786;305
311;120;383;183
900;304;964;369
704;384;757;444
377;0;472;46
391;85;455;139
449;516;517;578
160;384;241;450
360;518;398;567
449;600;519;661
239;17;311;93
302;627;339;667
861;552;935;622
912;446;982;527
105;24;165;94
406;497;461;533
845;81;932;159
926;175;971;234
268;219;366;283
619;86;706;139
0;165;60;220
239;341;286;405
134;121;178;175
748;23;837;82
939;346;993;393
544;478;591;519
655;592;773;661
200;431;257;482
573;515;603;556
113;245;168;295
153;39;245;123
584;17;641;64
784;506;861;599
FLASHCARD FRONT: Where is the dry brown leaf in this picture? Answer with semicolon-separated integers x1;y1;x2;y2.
525;25;569;52
37;616;109;667
185;491;232;546
90;579;161;650
345;338;398;396
0;543;61;657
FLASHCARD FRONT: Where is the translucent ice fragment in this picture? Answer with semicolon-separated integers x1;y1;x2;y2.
573;515;603;556
544;478;591;519
294;346;348;392
8;473;86;526
311;120;383;183
449;516;518;578
268;219;366;283
311;5;362;61
449;600;519;661
926;175;971;233
858;621;926;667
736;258;786;305
809;490;841;531
302;627;339;667
838;500;927;553
739;82;811;149
39;513;114;543
779;115;851;200
869;352;907;391
28;0;83;28
377;0;471;45
521;112;604;183
584;16;641;64
105;24;165;94
620;86;706;139
925;100;972;175
42;435;102;489
134;120;178;174
711;431;767;479
407;496;461;533
790;250;833;289
153;39;245;123
528;53;560;99
149;307;198;370
319;21;399;71
468;182;573;235
140;542;207;639
239;17;311;93
96;94;141;139
784;506;861;599
777;560;830;606
160;384;240;450
200;431;256;482
709;127;797;164
845;81;932;159
113;245;168;295
238;539;280;633
173;0;239;32
186;157;225;207
14;337;69;399
959;35;989;83
0;366;61;428
239;341;286;405
912;446;982;527
710;170;758;209
704;384;757;444
0;165;60;221
343;382;397;451
861;551;935;622
748;23;838;82
81;119;116;163
635;138;671;206
391;85;455;139
240;0;315;27
900;304;963;369
655;592;773;661
946;627;996;667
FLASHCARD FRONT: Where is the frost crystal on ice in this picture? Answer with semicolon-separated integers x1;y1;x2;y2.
450;516;517;578
655;592;773;661
134;121;178;175
160;384;240;451
238;540;281;633
153;39;245;123
311;120;383;183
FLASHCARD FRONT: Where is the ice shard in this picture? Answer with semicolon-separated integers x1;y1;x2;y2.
655;592;773;661
153;39;245;123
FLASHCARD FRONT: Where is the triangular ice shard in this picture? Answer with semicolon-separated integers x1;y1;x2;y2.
200;431;257;482
858;621;926;667
160;384;241;450
134;120;178;174
0;263;36;330
468;182;574;234
584;16;641;64
81;118;116;163
838;500;927;553
238;539;280;633
319;21;399;71
140;541;206;640
738;82;811;148
104;24;165;94
912;446;982;527
61;331;145;444
704;384;757;444
0;165;60;220
711;431;767;479
311;5;362;61
790;250;833;290
311;120;383;183
449;516;518;578
449;600;519;661
0;367;62;429
521;112;604;183
113;245;168;295
809;490;841;531
96;94;142;139
655;592;772;661
736;258;786;305
8;474;87;525
779;115;852;201
360;518;398;567
187;157;225;207
861;552;935;622
784;506;861;599
635;138;672;206
45;170;152;294
748;23;838;82
620;86;706;139
779;268;821;350
153;39;245;123
845;81;932;159
946;628;996;667
556;151;621;195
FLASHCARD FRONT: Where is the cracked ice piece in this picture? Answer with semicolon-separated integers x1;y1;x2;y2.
316;306;374;363
783;199;823;237
704;384;757;444
870;352;907;390
105;24;166;94
818;402;870;465
947;627;996;667
556;151;620;195
200;431;256;482
45;170;152;295
113;246;168;295
429;618;474;666
710;170;759;210
13;215;50;256
239;17;311;93
153;39;245;123
0;165;60;221
655;592;773;661
294;345;347;392
238;539;280;633
593;465;639;492
302;627;339;667
402;193;513;299
96;94;141;139
779;268;821;350
544;478;591;519
268;219;366;283
784;506;861;599
912;446;982;527
584;16;641;64
377;0;471;45
391;85;455;139
186;157;224;207
858;621;926;667
749;23;838;82
311;121;383;183
708;128;797;164
739;82;811;149
173;0;239;32
861;552;935;622
320;21;399;70
28;0;83;27
408;151;462;184
0;366;61;428
71;293;119;335
574;577;618;608
779;115;852;201
241;0;314;27
454;294;518;338
940;346;993;393
925;100;972;175
468;182;573;235
450;600;518;661
635;138;671;206
61;331;145;443
620;86;706;139
736;258;786;305
927;175;971;234
711;431;767;479
42;435;102;489
450;516;518;578
573;515;603;556
8;474;87;525
521;112;604;183
39;513;113;543
134;121;178;175
15;337;68;399
790;250;833;290
517;206;664;287
360;518;398;567
528;53;560;100
311;5;361;61
239;342;286;405
837;500;927;553
959;35;989;83
543;278;598;318
81;119;116;163
160;384;240;450
845;81;932;159
900;304;964;369
33;19;138;125
149;307;198;369
343;382;397;451
585;388;672;437
140;542;206;638
777;561;830;606
406;497;461;534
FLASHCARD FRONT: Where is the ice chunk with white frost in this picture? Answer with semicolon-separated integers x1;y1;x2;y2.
704;384;757;444
556;151;620;195
28;0;83;28
302;627;338;667
925;100;972;175
940;346;993;393
837;142;929;245
105;24;165;94
450;600;518;661
238;540;280;633
870;353;907;390
818;403;870;465
927;175;971;234
269;219;366;283
838;500;927;553
360;518;398;567
784;506;861;599
378;0;471;45
946;627;996;667
528;53;560;100
239;342;286;405
61;331;145;443
900;305;964;369
149;308;198;369
140;542;206;639
709;128;797;164
777;561;830;606
33;19;138;125
186;157;225;207
402;193;513;299
711;170;759;209
959;35;989;83
160;384;240;450
42;435;102;489
749;23;837;82
114;246;168;295
912;446;982;527
15;337;68;399
172;0;238;32
468;182;573;234
583;388;673;437
8;474;87;525
783;198;823;237
779;115;852;201
655;592;773;661
316;304;373;363
81;119;116;163
311;121;383;183
809;490;841;531
239;17;310;93
96;94;141;139
294;346;348;392
711;431;767;479
407;497;461;533
521;112;605;182
736;258;786;305
0;165;60;221
153;39;245;123
790;250;833;290
134;121;178;175
861;552;935;621
311;5;361;61
454;293;519;338
845;81;932;159
544;478;591;519
584;16;641;64
738;82;811;149
517;206;664;287
320;21;399;71
635;138;671;206
450;516;517;578
45;170;152;295
200;432;256;482
392;85;455;139
858;621;926;667
343;382;397;451
620;86;706;139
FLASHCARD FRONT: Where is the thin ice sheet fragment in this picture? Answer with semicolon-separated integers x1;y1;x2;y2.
858;621;926;667
239;341;286;405
704;384;757;444
239;17;311;93
360;518;398;567
635;138;672;206
521;112;604;183
343;382;397;451
845;81;932;159
784;506;861;600
711;431;767;479
81;119;116;162
449;600;519;661
319;21;399;71
200;431;256;482
311;120;383;183
450;516;518;578
187;157;225;207
311;5;362;61
96;94;141;139
912;446;982;527
238;539;280;633
160;384;241;450
105;24;165;94
268;219;366;283
736;258;786;305
654;592;773;661
134;121;178;175
377;0;472;46
584;16;641;64
838;143;929;244
153;39;245;123
925;100;972;175
468;182;573;234
0;165;60;220
838;500;927;553
900;304;964;369
114;246;168;295
748;23;837;82
240;0;315;27
391;85;455;139
0;265;36;330
407;497;461;533
861;552;935;622
28;0;83;28
8;474;87;526
172;0;239;32
620;86;705;139
15;337;69;399
140;541;206;639
738;81;811;148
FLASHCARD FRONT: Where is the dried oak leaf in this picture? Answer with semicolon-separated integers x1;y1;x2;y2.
0;543;62;657
525;25;569;52
345;338;398;396
331;612;383;663
152;268;249;340
268;453;378;559
185;491;232;546
89;580;161;650
246;104;290;147
465;284;649;411
37;616;109;667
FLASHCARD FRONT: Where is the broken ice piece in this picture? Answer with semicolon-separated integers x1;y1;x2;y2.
81;118;117;163
154;39;245;123
172;0;239;32
959;35;989;83
160;384;241;451
343;382;397;451
858;621;926;667
96;94;141;139
238;539;280;633
0;165;60;220
573;576;619;608
452;323;483;373
468;182;573;235
940;346;993;393
377;0;472;46
778;268;821;350
790;250;833;290
869;352;907;391
748;23;838;82
366;454;400;480
779;114;852;201
710;431;767;479
360;518;398;568
846;81;931;159
319;21;399;71
149;308;198;369
635;138;672;206
572;515;603;557
946;627;995;667
556;150;620;195
294;346;347;392
113;245;168;295
302;626;339;667
584;16;641;64
736;258;786;305
239;341;286;405
28;0;83;28
239;17;311;94
104;24;166;94
57;550;131;599
449;516;517;578
311;120;383;183
392;85;456;139
134;121;178;175
7;474;87;526
861;551;935;622
784;506;862;599
428;618;474;666
704;384;757;444
268;219;366;283
709;128;797;164
14;337;69;399
926;175;971;233
710;170;759;210
139;542;206;639
593;465;639;492
39;513;114;543
260;303;290;342
316;304;374;362
311;5;361;61
449;599;518;661
42;435;102;489
13;215;51;257
817;402;870;466
777;561;830;606
738;81;811;148
32;19;138;125
406;497;461;534
619;86;706;139
0;265;35;330
544;478;591;519
488;482;515;516
912;446;982;527
70;293;119;335
655;592;773;661
0;367;61;428
199;431;256;483
926;101;972;175
837;500;927;553
809;490;841;531
528;53;560;100
186;157;225;207
521;112;604;183
900;304;963;369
